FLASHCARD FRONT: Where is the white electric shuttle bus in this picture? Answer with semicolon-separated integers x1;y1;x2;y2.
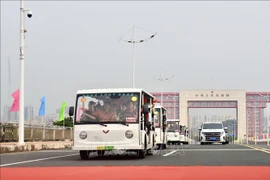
166;119;181;145
179;125;189;144
153;103;167;149
68;88;156;159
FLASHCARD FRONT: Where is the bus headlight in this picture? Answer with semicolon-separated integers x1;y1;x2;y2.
174;134;177;137
125;130;133;139
79;131;87;139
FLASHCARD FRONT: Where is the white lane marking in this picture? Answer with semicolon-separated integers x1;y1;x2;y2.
179;149;256;151
163;150;177;156
0;150;76;156
242;145;270;154
0;153;78;167
33;150;77;153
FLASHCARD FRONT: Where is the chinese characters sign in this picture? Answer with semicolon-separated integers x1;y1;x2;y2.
195;93;230;98
188;101;237;108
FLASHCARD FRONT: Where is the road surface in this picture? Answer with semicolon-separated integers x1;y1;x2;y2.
1;144;269;180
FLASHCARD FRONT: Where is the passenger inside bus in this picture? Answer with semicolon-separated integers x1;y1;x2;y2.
77;95;141;123
111;100;122;117
119;100;137;117
81;101;98;121
94;101;117;122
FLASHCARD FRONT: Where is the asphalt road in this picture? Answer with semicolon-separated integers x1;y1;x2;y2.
1;144;270;167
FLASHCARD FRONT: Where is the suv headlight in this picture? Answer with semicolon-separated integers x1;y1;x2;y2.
220;132;224;135
125;130;133;139
79;131;87;139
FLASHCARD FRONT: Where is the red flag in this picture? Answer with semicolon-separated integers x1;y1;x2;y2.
10;89;20;112
76;107;87;122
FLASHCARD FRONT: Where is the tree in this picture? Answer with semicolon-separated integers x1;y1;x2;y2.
53;117;73;127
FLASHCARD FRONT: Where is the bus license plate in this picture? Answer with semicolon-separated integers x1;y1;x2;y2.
97;146;114;150
209;137;216;140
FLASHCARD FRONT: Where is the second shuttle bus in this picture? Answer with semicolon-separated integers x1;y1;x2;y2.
153;103;167;149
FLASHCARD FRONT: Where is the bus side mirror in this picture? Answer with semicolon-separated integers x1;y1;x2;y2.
69;106;74;116
142;104;149;114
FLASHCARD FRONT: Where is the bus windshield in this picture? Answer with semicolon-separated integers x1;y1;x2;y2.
154;108;161;128
167;121;179;132
75;92;140;124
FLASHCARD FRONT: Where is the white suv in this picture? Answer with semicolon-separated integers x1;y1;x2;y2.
199;122;228;145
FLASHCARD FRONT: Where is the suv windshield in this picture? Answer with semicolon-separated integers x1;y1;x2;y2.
202;123;223;129
75;92;140;124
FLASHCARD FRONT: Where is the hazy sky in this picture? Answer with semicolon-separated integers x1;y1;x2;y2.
1;1;270;116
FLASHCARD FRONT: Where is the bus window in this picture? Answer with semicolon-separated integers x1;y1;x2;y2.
154;108;161;128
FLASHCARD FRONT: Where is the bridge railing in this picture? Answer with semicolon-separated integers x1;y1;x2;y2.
0;123;73;142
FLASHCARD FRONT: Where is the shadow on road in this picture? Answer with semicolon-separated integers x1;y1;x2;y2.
77;151;153;161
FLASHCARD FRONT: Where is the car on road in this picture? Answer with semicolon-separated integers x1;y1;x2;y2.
199;122;228;145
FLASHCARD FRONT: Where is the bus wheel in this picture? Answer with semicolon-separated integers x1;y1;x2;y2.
97;150;105;156
163;144;167;149
80;150;89;160
138;149;146;158
147;136;155;155
138;138;147;158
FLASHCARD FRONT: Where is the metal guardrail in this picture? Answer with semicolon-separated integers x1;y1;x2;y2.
0;123;73;142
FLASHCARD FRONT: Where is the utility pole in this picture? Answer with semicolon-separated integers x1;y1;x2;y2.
153;69;175;107
120;26;157;88
18;0;32;145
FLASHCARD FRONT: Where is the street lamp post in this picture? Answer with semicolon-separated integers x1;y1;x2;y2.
120;26;157;88
153;69;175;107
18;0;32;146
267;92;269;146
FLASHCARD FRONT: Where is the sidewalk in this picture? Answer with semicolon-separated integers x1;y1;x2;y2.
0;140;72;154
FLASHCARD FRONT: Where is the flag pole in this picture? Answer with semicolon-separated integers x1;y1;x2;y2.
44;95;47;126
63;107;65;140
43;95;46;139
41;97;44;139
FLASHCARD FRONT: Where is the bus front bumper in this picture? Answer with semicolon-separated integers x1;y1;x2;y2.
72;145;144;151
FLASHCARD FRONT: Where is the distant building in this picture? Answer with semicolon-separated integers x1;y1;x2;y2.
25;105;34;121
3;105;18;122
3;105;34;122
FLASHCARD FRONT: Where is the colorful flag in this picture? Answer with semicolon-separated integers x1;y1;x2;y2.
58;101;67;121
38;95;46;116
77;107;87;122
10;89;20;112
77;107;82;122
